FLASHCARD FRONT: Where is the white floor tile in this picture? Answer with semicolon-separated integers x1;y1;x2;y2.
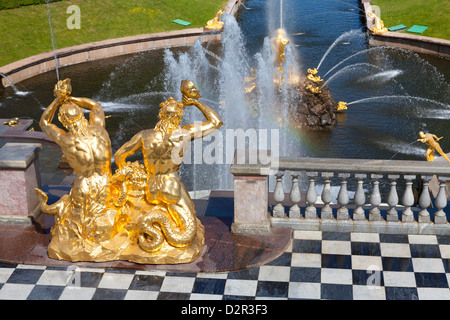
0;283;34;300
160;276;196;293
412;258;445;273
291;253;321;268
224;279;258;297
288;282;321;299
258;266;290;282
380;243;411;258
353;285;386;300
321;268;353;285
383;271;417;287
97;273;135;290
58;287;96;300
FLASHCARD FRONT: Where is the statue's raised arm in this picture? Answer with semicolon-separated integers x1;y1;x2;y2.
179;80;223;140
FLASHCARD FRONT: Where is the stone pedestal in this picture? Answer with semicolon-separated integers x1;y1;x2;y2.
0;143;42;224
230;150;272;235
231;175;271;235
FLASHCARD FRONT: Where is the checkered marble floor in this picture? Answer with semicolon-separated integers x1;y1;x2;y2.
1;231;449;300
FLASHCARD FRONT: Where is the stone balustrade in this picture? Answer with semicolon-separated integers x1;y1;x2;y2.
231;152;450;235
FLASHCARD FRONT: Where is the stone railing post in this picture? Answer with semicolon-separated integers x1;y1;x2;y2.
337;173;350;220
0;143;42;224
353;173;367;220
369;174;383;221
418;175;432;223
230;150;272;234
387;175;400;221
289;174;301;218
401;175;416;222
273;172;285;217
320;172;334;219
305;172;318;219
434;176;449;224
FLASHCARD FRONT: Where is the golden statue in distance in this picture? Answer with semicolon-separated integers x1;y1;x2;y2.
205;10;224;30
272;28;291;73
307;68;323;83
3;117;20;127
306;84;321;94
367;11;388;34
35;79;223;264
336;101;348;112
417;131;450;162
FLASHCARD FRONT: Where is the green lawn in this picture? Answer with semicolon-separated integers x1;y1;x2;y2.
371;0;450;40
0;0;228;67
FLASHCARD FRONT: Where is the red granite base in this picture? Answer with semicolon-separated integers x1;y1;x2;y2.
0;216;291;273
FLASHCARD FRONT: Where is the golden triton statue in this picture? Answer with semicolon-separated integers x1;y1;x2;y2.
336;101;348;112
417;131;450;162
272;28;290;73
3;117;20;127
35;79;223;264
306;84;321;94
205;10;224;30
307;68;323;83
367;11;388;34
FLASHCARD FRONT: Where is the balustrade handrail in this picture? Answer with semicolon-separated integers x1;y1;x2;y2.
231;153;450;235
231;153;450;177
273;157;450;177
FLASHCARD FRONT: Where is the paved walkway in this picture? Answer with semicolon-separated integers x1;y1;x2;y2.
1;229;449;300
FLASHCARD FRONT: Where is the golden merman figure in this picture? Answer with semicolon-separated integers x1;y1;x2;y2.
307;68;323;83
272;28;291;73
336;101;348;112
306;84;321;94
367;11;388;34
417;131;450;162
3;117;20;127
34;78;223;264
205;10;224;30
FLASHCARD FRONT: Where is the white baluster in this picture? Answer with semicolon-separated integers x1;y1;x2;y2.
337;173;350;220
273;172;285;217
434;177;449;224
321;172;334;219
289;174;301;218
369;174;383;221
353;174;367;220
386;175;400;222
418;176;432;223
402;175;416;222
305;172;318;219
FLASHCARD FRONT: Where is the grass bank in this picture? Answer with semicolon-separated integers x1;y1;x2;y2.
371;0;450;40
0;0;228;67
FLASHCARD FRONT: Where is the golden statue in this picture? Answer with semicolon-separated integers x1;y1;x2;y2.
417;131;450;162
307;68;323;83
205;10;224;30
336;101;348;112
367;11;388;34
272;28;290;73
3;117;20;127
306;84;321;94
35;79;223;264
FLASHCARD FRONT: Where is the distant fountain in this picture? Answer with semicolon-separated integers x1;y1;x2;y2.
316;29;365;71
347;95;450;108
321;62;384;88
46;0;60;81
0;73;30;96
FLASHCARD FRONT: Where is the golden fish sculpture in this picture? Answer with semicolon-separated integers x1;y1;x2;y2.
35;78;223;264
